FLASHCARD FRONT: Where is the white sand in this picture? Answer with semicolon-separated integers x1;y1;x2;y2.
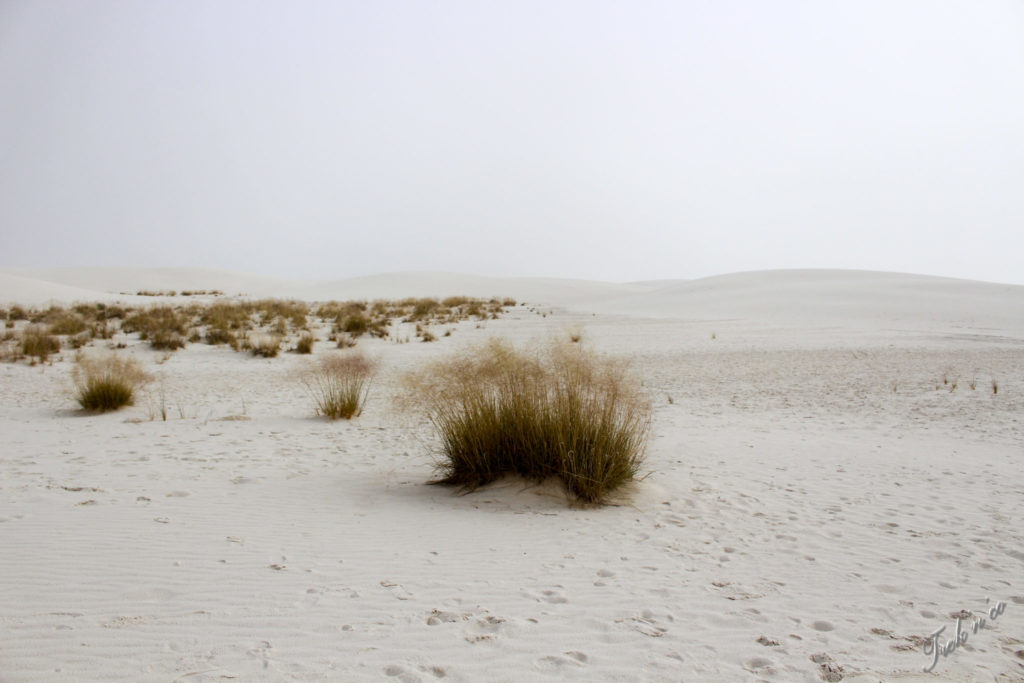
1;268;1022;681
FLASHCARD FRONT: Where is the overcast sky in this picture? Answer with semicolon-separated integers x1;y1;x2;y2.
1;1;1022;284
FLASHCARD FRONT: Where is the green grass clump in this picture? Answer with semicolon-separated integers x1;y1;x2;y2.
72;353;150;412
404;339;650;505
302;353;375;419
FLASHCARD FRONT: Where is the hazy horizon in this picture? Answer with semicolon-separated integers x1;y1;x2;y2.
2;1;1022;285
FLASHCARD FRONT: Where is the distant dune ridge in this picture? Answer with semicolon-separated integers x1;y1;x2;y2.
2;266;1023;333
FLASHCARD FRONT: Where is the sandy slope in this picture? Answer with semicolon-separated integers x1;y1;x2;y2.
1;270;1022;681
590;270;1024;334
0;268;654;308
0;268;296;301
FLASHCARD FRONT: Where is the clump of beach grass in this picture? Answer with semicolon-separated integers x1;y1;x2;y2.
302;352;376;419
72;352;150;412
403;339;651;505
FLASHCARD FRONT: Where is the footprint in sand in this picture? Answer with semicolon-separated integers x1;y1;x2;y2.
537;651;587;669
810;653;845;681
743;657;775;674
425;609;463;625
380;580;413;601
383;664;421;682
624;610;672;637
463;614;507;642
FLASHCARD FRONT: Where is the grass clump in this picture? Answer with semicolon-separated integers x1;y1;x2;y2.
302;353;376;419
123;306;188;351
48;312;88;336
295;332;315;354
247;334;282;358
72;353;150;412
403;339;651;505
21;326;61;361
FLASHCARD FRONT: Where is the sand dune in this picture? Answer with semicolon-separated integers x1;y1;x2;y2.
1;268;1022;679
591;269;1024;332
0;271;136;307
0;267;654;308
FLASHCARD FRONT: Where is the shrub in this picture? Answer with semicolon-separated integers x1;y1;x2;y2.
21;326;61;361
72;353;150;412
403;340;651;505
302;353;375;419
9;305;28;321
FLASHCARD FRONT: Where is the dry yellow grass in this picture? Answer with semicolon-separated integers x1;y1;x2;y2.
403;339;651;505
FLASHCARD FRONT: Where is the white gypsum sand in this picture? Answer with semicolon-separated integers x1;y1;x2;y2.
0;268;1022;681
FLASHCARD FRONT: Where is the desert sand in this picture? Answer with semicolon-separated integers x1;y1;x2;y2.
1;267;1022;681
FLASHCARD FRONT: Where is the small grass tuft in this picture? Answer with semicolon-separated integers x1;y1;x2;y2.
48;312;88;336
295;332;315;354
302;353;376;419
72;353;150;412
247;334;282;358
21;326;61;361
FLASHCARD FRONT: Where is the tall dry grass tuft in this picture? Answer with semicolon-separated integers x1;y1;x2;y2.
247;333;282;358
21;326;61;362
72;352;150;412
302;353;376;419
295;332;315;354
403;339;651;505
